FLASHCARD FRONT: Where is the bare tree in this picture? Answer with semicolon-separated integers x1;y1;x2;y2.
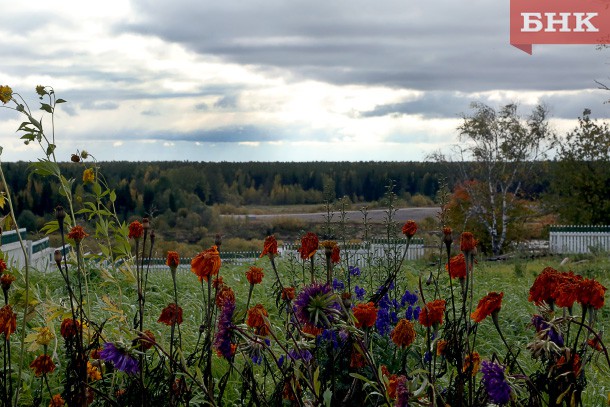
452;102;556;255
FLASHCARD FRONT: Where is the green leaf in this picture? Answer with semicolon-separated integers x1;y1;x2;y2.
55;98;67;104
29;160;60;178
41;220;59;235
323;389;332;407
92;181;102;197
40;103;53;113
109;190;116;203
313;367;320;396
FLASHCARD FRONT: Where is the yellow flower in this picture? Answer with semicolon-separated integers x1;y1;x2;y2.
36;326;55;346
35;85;46;96
83;168;95;184
0;85;13;104
87;361;101;381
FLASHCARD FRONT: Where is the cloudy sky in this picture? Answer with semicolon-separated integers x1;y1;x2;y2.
0;0;609;162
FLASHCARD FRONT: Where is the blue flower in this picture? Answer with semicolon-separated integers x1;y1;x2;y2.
332;278;345;291
252;354;263;365
401;290;418;307
413;306;421;320
278;354;285;367
354;286;366;300
213;298;236;359
349;266;361;277
288;349;313;363
100;342;139;375
376;307;391;336
319;329;339;349
405;306;413;320
481;360;512;405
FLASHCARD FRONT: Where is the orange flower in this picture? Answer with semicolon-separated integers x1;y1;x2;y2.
445;253;471;279
60;318;81;339
128;220;144;239
281;286;296;301
463;352;481;376
216;285;235;308
191;246;221;282
67;226;88;242
436;339;448;356
471;292;503;323
387;374;399;399
136;330;156;351
0;305;17;339
82;168;95;184
331;245;340;264
442;227;453;245
30;354;56;376
158;303;183;326
0;85;13;104
0;258;7;273
402;220;418;238
301;323;323;337
87;361;102;381
298;232;318;260
166;251;180;268
247;304;270;336
418;299;446;327
554;272;584;309
90;348;102;360
246;266;264;285
49;394;65;407
1;273;16;291
353;302;377;328
260;235;278;258
460;232;477;252
576;278;606;310
212;276;224;290
529;267;564;306
587;335;603;352
391;319;417;348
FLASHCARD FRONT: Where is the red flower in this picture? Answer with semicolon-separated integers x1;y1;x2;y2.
445;253;472;279
136;330;156;351
166;251;180;268
246;304;270;336
436;339;448;356
298;232;319;260
260;235;278;258
0;258;7;273
246;266;264;285
442;227;453;245
216;285;235;308
67;226;89;242
463;352;481;376
471;292;504;323
60;318;81;339
191;246;221;282
418;299;446;327
331;245;340;264
30;354;56;377
0;305;17;338
576;278;606;310
391;319;417;348
353;302;377;328
158;303;183;326
529;267;563;306
1;273;16;291
554;272;583;309
281;286;296;301
460;232;477;252
402;220;418;238
128;220;144;239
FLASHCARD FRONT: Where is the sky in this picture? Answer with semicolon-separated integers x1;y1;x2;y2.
0;0;609;162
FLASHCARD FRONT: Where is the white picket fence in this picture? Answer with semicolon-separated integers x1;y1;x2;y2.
549;225;610;254
1;228;55;272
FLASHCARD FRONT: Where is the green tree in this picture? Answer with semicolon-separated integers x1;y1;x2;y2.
445;102;555;255
553;109;610;224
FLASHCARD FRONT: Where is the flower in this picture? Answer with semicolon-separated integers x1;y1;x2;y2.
191;246;221;282
294;283;341;329
349;266;361;277
391;319;417;348
387;374;399;399
463;352;481;376
212;276;224;290
354;285;366;300
30;354;56;376
281;286;295;301
247;304;270;336
418;299;446;327
135;330;156;351
529;267;566;307
128;220;144;239
481;360;512;405
436;339;448;356
34;326;55;346
0;305;17;338
402;220;418;238
331;245;340;264
531;315;564;346
587;335;603;352
246;266;264;285
260;235;278;258
158;303;183;326
216;285;235;308
1;273;16;291
0;85;13;104
353;302;378;328
394;375;410;407
214;298;236;359
332;278;345;291
100;342;139;375
0;258;7;273
442;227;453;245
471;292;504;323
554;272;584;309
49;394;65;407
298;232;319;260
460;232;477;252
350;346;366;369
87;361;102;381
82;168;95;184
576;278;606;310
166;251;180;268
60;318;81;339
67;226;88;242
445;253;471;279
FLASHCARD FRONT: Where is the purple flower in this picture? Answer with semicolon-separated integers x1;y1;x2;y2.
400;290;418;307
319;329;339;349
531;315;564;346
278;354;285;367
354;285;366;300
376;307;391;335
100;342;139;375
413;306;421;320
294;283;341;328
332;278;345;291
405;306;413;320
349;266;361;277
214;298;236;359
481;360;512;405
288;349;313;363
395;375;410;407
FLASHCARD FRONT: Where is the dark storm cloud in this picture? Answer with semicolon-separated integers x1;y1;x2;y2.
123;0;609;93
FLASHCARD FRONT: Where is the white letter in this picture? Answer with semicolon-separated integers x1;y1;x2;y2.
522;13;543;32
544;12;571;32
573;13;598;32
